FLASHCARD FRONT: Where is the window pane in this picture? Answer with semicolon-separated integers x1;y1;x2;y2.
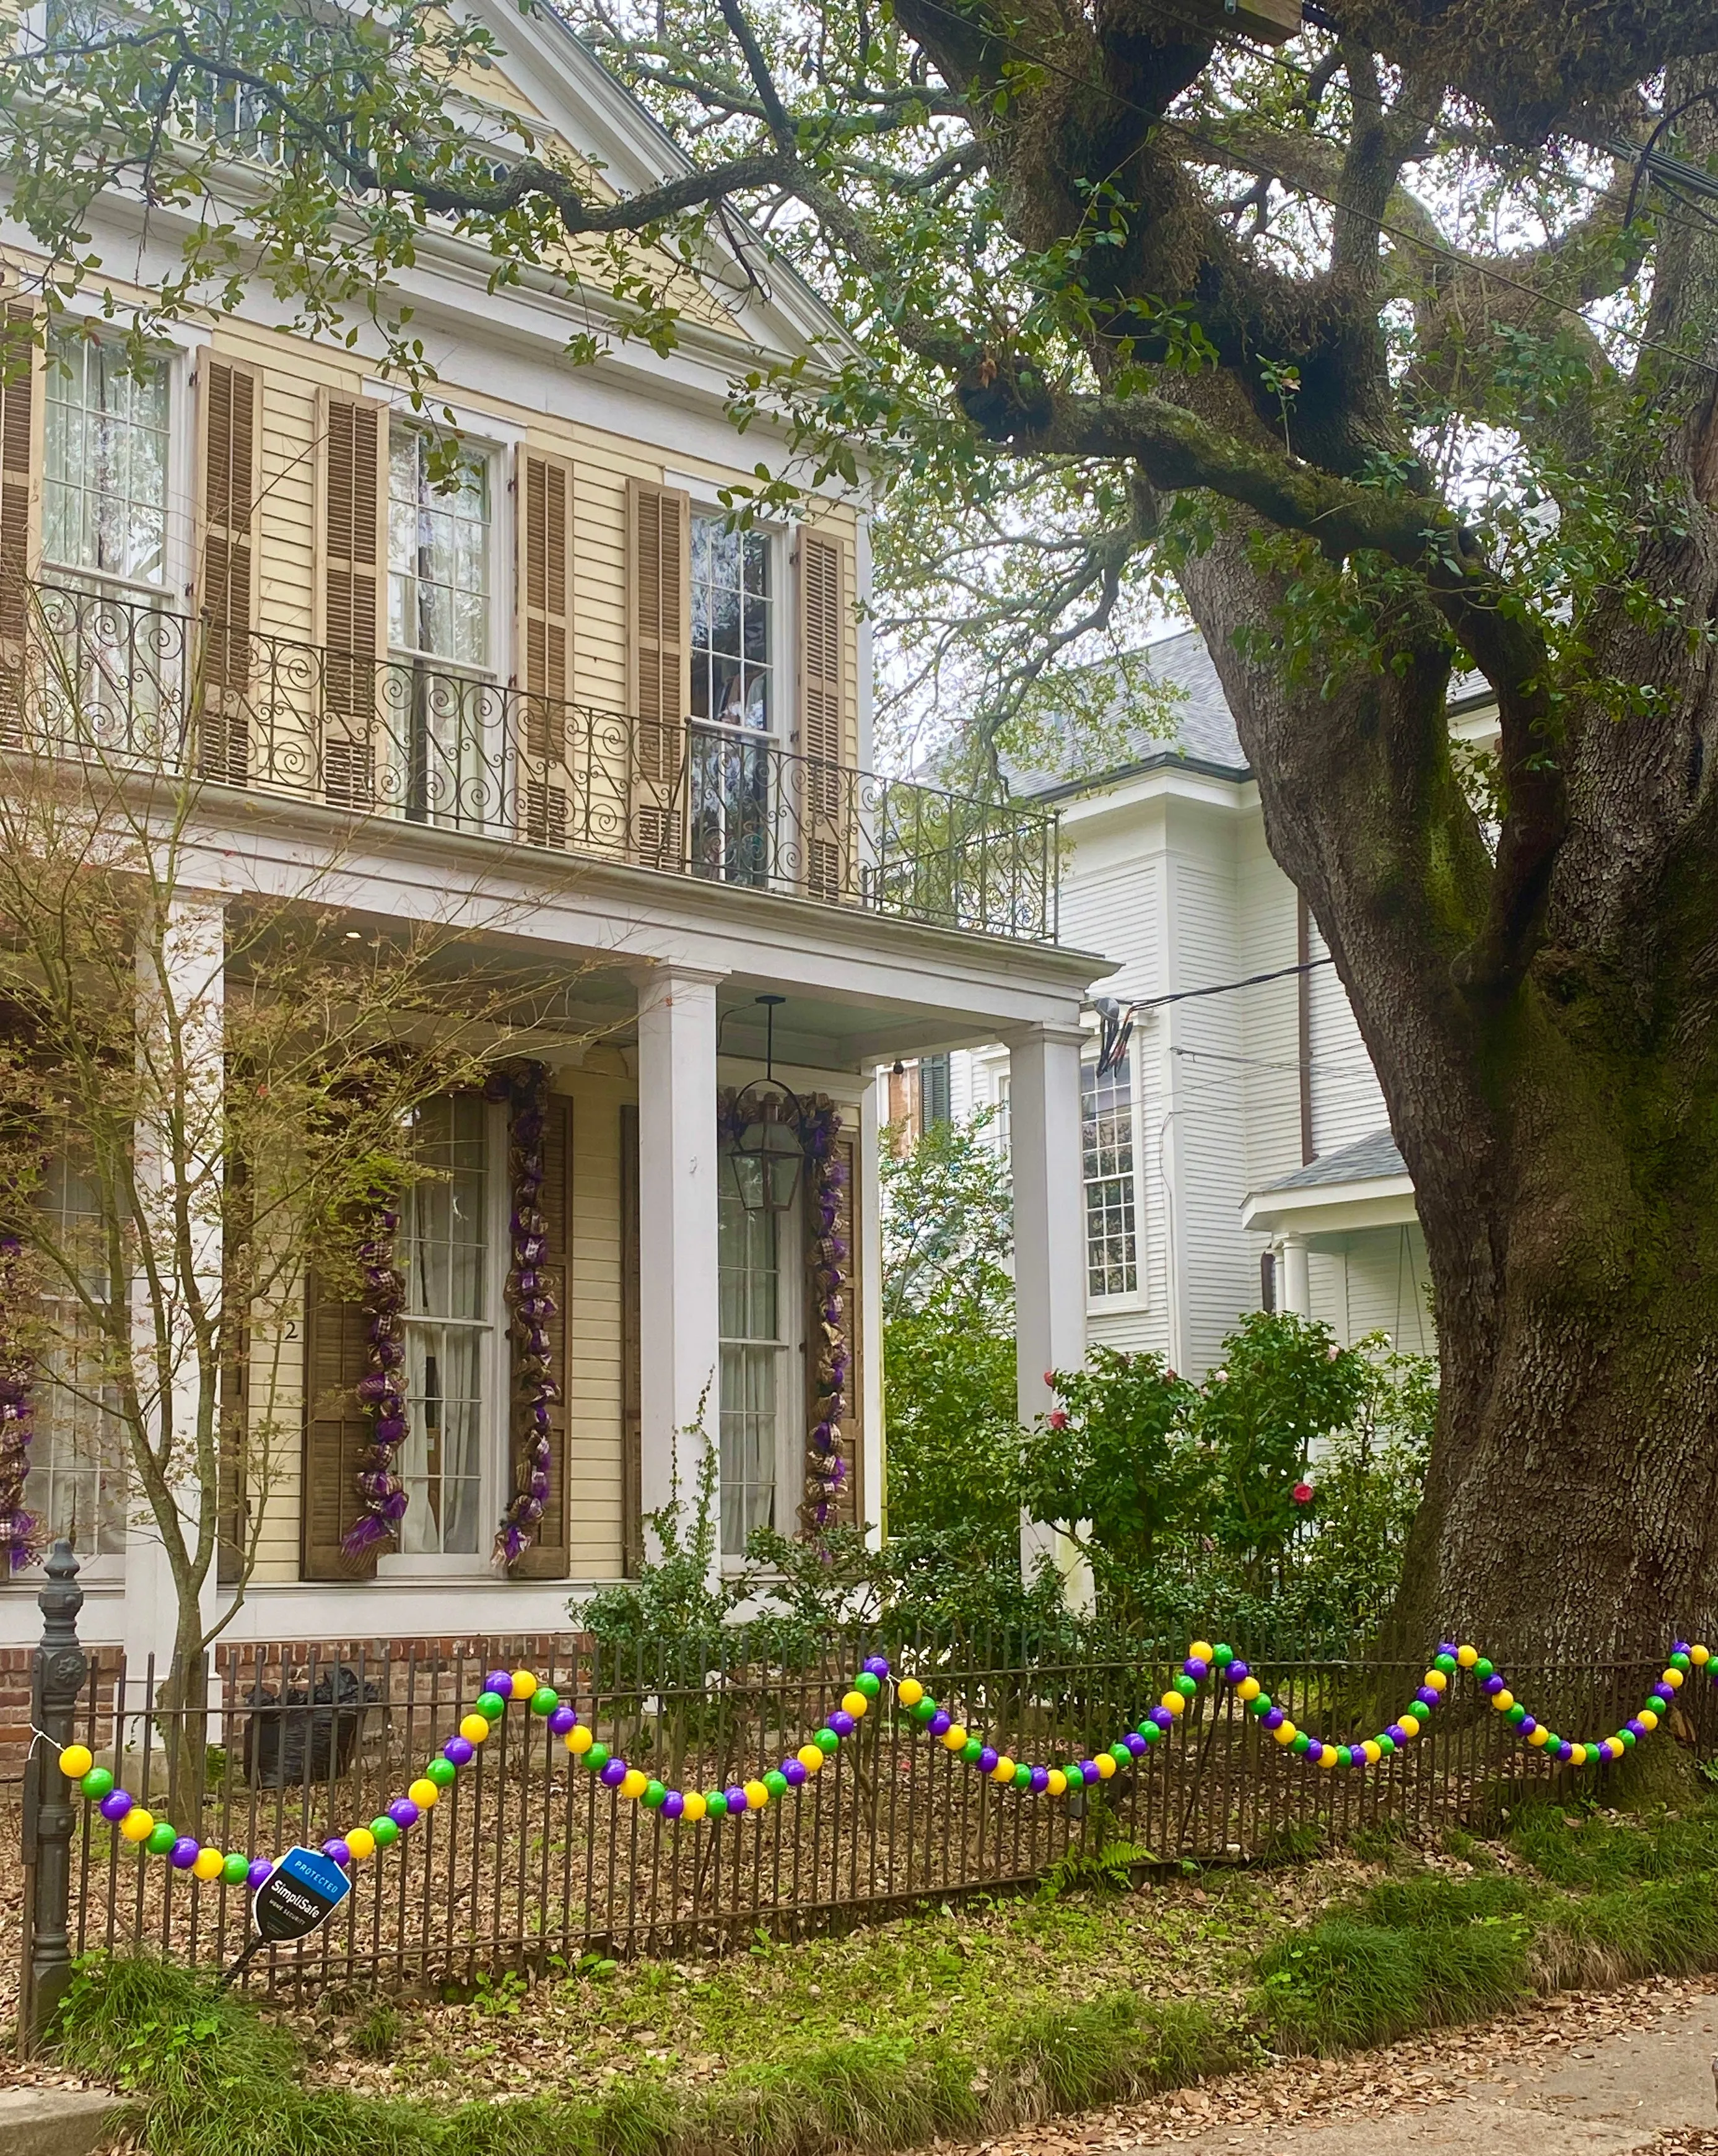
25;1158;127;1557
388;429;491;670
1081;1057;1138;1297
692;515;771;731
42;330;170;589
400;1095;491;1554
718;1156;789;1555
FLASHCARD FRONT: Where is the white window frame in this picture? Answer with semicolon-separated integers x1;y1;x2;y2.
716;1151;805;1567
377;1094;511;1579
1081;1039;1148;1312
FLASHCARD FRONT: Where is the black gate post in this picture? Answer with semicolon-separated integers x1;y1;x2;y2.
19;1539;88;2053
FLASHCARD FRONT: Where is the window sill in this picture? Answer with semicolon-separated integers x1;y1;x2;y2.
374;1552;500;1583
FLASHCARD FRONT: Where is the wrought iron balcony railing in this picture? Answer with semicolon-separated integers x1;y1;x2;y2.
1;584;1059;943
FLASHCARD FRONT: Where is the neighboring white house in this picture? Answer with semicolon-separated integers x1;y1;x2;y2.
943;629;1497;1377
0;2;1110;1660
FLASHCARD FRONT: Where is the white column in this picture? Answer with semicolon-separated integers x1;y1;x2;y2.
858;1071;886;1550
1280;1233;1311;1319
633;965;726;1564
1008;1021;1090;1603
125;890;226;1675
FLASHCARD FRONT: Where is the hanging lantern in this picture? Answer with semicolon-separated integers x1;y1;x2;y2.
726;993;808;1217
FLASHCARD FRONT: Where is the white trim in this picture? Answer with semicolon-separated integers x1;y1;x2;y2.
1242;1174;1418;1237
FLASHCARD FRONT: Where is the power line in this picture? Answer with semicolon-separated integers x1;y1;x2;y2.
1093;956;1334;1073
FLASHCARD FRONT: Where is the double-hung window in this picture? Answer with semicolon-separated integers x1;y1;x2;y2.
398;1095;496;1558
387;426;495;826
1082;1051;1140;1299
41;326;175;744
689;515;775;886
24;1158;127;1565
717;1159;801;1556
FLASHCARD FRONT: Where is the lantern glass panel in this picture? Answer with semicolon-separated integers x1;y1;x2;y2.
730;1113;804;1216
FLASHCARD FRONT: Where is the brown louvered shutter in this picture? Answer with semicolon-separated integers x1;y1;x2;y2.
796;531;850;901
627;478;689;869
300;1270;380;1580
517;449;573;848
513;1091;572;1578
619;1101;642;1577
0;304;40;748
805;1131;862;1533
317;390;386;808
196;356;259;785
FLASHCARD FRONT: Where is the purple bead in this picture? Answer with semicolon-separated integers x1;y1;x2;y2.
1385;1723;1406;1744
389;1798;419;1829
928;1711;952;1737
1436;1642;1459;1660
828;1709;855;1738
1306;1739;1323;1761
1673;1640;1691;1657
783;1758;808;1787
1625;1717;1646;1739
1482;1674;1504;1697
1262;1708;1285;1731
1556;1740;1574;1761
600;1758;627;1787
486;1669;513;1698
662;1790;685;1819
1124;1732;1147;1757
99;1789;133;1822
1183;1658;1208;1682
1226;1661;1249;1685
1654;1682;1675;1703
1079;1760;1100;1783
978;1747;999;1774
863;1656;891;1678
170;1837;200;1870
444;1736;475;1766
1416;1687;1439;1708
724;1784;748;1815
549;1706;577;1737
247;1859;273;1891
323;1838;352;1869
1520;1714;1538;1735
1149;1706;1174;1731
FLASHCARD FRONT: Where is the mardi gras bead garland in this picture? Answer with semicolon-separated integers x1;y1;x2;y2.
0;1233;38;1573
54;1634;1717;1884
802;1104;848;1530
341;1200;409;1558
491;1063;557;1567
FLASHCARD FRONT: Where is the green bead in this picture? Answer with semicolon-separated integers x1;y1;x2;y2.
1507;1703;1527;1725
1173;1674;1198;1698
855;1670;881;1699
1336;1746;1353;1768
1141;1723;1162;1745
814;1727;839;1753
1063;1765;1085;1790
1434;1653;1456;1675
1404;1701;1428;1722
644;1780;668;1809
707;1791;729;1817
80;1766;115;1801
764;1771;788;1798
962;1738;983;1763
372;1815;400;1847
147;1822;177;1856
1671;1652;1691;1674
530;1687;559;1716
1621;1728;1637;1747
1212;1644;1233;1666
1013;1763;1032;1789
1377;1734;1397;1754
1109;1743;1130;1765
476;1691;507;1721
1252;1692;1273;1715
427;1757;458;1787
586;1743;611;1771
1291;1732;1310;1754
1543;1733;1560;1752
1473;1658;1494;1681
912;1697;938;1722
222;1851;250;1885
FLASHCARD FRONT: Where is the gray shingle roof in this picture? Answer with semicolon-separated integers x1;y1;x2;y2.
1005;626;1246;798
1262;1127;1408;1190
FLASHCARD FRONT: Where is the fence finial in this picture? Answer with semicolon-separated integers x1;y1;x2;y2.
20;1537;87;2054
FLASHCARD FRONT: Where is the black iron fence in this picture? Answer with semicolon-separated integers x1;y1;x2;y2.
19;1548;1717;2031
0;583;1058;942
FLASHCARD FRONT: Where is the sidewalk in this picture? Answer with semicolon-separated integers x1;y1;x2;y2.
980;1979;1718;2156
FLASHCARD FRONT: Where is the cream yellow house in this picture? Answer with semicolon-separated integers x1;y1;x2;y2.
0;1;1107;1657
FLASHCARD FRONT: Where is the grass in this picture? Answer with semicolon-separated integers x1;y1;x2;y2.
47;1796;1718;2156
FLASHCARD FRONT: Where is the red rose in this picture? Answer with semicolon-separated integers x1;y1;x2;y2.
1048;1409;1069;1430
1292;1481;1314;1505
1043;1369;1056;1387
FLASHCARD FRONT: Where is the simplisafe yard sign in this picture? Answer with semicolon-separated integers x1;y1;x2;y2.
253;1846;352;1942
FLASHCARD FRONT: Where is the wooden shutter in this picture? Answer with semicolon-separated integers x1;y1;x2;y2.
513;1091;573;1578
300;1269;379;1580
804;1130;862;1532
0;304;40;748
796;531;850;901
517;449;573;848
627;478;689;869
619;1101;642;1578
195;355;259;786
316;390;386;808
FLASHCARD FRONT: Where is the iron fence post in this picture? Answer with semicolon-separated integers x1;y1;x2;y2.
19;1539;88;2054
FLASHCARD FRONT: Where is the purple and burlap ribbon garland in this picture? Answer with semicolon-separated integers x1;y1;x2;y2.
341;1203;409;1558
802;1105;849;1530
491;1063;557;1568
0;1233;38;1572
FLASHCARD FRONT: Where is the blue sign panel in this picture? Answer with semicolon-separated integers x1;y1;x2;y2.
251;1844;353;1944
